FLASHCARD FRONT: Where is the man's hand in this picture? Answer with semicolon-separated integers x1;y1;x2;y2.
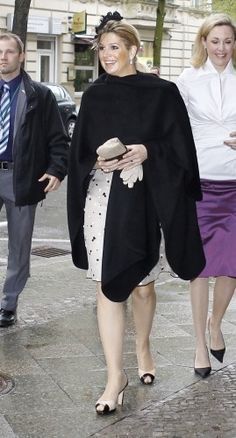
38;174;61;192
224;131;236;150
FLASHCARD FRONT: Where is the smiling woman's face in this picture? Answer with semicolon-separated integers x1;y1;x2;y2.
203;24;236;72
98;32;137;77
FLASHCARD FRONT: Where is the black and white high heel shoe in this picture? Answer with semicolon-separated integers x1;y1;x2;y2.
138;368;155;385
95;378;128;415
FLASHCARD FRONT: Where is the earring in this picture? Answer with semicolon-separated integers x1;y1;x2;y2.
129;58;133;65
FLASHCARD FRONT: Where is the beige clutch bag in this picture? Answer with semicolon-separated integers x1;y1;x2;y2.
96;137;127;160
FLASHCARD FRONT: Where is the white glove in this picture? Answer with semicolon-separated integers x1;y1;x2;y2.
120;164;143;188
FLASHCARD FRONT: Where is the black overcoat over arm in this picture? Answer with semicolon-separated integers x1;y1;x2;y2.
67;73;205;302
13;71;69;206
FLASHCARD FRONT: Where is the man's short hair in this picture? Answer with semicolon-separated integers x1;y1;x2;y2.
0;32;24;54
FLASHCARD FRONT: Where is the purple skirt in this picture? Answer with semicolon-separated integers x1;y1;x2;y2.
197;179;236;278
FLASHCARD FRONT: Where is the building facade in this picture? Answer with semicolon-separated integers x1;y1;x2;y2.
0;0;211;103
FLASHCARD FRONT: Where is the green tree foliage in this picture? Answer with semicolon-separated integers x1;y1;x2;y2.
212;0;236;19
153;0;166;69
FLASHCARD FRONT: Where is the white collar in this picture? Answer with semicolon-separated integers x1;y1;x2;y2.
203;57;235;75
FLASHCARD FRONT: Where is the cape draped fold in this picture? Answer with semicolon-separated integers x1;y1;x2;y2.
67;72;205;302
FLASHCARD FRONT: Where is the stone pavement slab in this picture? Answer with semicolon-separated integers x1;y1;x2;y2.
92;363;236;438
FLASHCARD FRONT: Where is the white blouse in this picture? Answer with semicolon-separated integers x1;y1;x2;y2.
176;58;236;180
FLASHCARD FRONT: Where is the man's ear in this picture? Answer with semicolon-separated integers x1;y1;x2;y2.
20;51;25;64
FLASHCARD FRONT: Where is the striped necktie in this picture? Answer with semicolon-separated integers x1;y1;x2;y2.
0;83;11;155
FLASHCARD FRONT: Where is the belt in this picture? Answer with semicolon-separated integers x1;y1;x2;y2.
0;161;14;170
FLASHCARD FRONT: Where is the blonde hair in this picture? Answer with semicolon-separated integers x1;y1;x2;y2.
0;32;24;54
191;13;236;68
93;19;141;65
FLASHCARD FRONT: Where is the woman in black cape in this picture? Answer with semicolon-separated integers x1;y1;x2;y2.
67;12;205;414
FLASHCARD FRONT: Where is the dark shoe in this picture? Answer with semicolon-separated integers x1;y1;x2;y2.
208;318;226;363
194;348;211;378
0;309;17;327
194;366;211;378
210;347;225;363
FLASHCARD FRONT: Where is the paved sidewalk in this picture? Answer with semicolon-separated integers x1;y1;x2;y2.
0;252;236;437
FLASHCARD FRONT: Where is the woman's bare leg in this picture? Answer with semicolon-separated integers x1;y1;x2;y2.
209;276;236;350
190;277;211;368
132;282;156;375
96;283;127;404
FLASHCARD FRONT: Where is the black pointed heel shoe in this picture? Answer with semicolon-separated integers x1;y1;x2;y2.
194;348;211;378
208;319;226;363
194;365;211;378
210;347;225;363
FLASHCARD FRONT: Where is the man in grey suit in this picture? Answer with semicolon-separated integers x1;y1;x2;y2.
0;33;68;327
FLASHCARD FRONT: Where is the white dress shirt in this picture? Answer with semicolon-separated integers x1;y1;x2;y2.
176;58;236;180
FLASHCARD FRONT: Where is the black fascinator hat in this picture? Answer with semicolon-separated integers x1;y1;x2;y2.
95;11;123;35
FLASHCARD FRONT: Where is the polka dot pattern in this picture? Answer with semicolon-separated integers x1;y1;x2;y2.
84;169;160;285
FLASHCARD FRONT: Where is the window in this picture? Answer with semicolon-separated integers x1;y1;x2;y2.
139;41;154;70
74;43;96;93
40;55;50;82
37;41;52;50
75;44;94;66
37;39;55;82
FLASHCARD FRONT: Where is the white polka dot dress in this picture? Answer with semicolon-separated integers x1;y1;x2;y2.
84;169;112;281
84;169;160;285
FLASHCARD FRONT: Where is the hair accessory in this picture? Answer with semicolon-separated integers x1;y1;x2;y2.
95;11;123;34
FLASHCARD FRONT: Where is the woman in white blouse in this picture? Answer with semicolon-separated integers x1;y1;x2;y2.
177;13;236;378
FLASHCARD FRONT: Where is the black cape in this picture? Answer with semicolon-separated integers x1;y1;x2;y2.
67;72;205;301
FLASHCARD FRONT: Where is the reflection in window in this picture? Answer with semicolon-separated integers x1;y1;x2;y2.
74;70;93;92
139;41;154;70
37;40;52;50
40;55;50;82
75;44;94;66
74;43;95;92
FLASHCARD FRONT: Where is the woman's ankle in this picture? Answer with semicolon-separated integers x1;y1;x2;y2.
136;345;154;370
101;371;127;398
209;316;221;332
194;345;210;367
